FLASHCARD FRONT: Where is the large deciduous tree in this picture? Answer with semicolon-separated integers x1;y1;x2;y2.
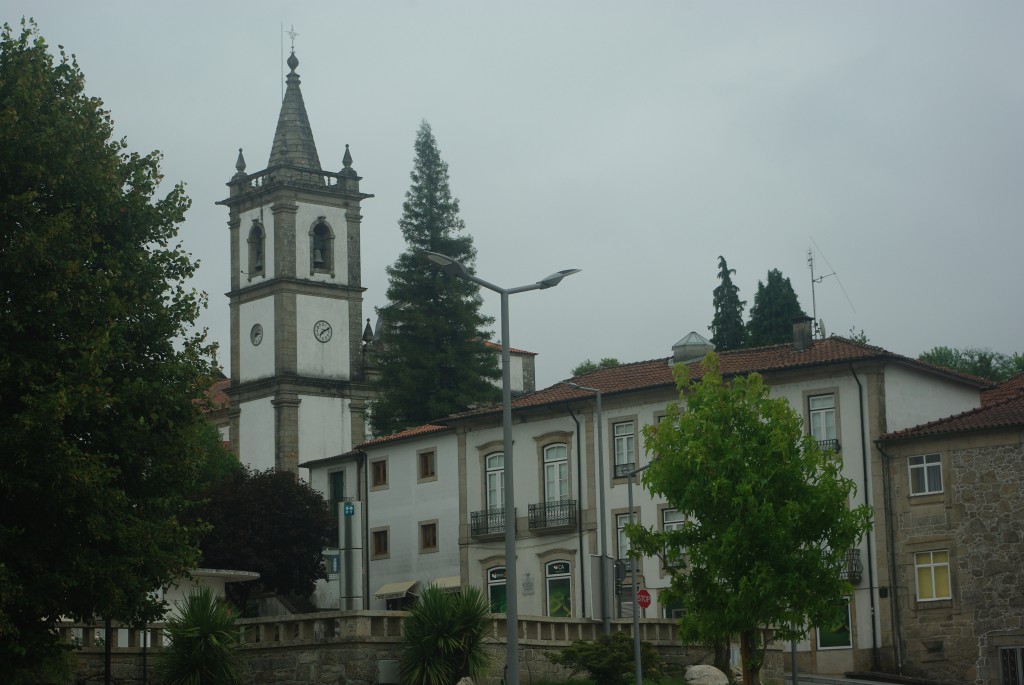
0;22;217;678
629;354;871;685
182;468;333;613
709;256;746;352
745;268;806;347
370;121;500;436
918;345;1023;382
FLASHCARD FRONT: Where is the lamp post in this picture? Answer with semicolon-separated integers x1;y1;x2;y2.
421;250;579;685
626;460;655;685
562;382;610;635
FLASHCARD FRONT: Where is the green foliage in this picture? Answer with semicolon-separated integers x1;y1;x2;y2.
918;345;1023;382
744;269;805;348
544;632;660;685
631;353;871;685
709;256;746;352
399;584;493;685
846;327;870;345
571;357;621;377
370;121;500;436
155;586;241;685
0;21;218;675
182;468;333;613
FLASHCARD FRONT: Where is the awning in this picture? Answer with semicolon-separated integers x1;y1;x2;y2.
433;576;461;593
374;580;419;600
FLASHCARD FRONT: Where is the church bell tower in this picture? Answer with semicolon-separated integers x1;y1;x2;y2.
219;50;374;473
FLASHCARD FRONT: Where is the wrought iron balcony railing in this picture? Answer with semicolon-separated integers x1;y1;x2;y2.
822;547;863;584
528;500;577;531
817;438;841;454
470;507;515;537
614;462;637;478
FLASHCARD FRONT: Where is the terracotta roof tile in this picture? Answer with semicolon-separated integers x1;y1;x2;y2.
482;340;538;356
882;392;1024;441
203;377;231;411
981;373;1024;406
358;423;451;448
448;336;991;420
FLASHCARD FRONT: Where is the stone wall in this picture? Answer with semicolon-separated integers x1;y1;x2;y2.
65;611;783;684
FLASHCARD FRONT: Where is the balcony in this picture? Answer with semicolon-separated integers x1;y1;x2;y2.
614;462;637;478
817;438;841;454
528;500;577;531
470;507;514;538
823;548;863;584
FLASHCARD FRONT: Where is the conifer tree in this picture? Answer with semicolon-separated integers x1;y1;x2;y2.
745;269;806;347
709;256;746;352
370;122;500;436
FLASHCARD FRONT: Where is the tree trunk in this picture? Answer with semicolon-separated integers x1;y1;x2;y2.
714;639;732;678
740;630;761;685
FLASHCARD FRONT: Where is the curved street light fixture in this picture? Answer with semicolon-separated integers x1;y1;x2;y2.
420;250;580;685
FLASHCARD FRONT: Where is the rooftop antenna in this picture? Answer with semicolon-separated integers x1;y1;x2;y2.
808;238;856;338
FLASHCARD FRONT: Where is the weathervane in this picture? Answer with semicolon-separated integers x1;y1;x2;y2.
287;25;299;52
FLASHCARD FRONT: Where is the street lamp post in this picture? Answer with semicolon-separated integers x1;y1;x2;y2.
421;250;579;685
562;382;610;636
626;461;655;685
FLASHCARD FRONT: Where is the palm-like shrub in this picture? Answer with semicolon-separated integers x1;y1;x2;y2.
156;586;241;685
399;584;493;685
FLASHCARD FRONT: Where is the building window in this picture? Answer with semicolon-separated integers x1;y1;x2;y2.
418;450;437;482
247;220;265;278
487;566;507;613
543;444;569;503
909;453;942;496
310;219;334;275
915;550;951;601
809;394;836;444
486;453;504;510
371;459;388;490
617;512;634;560
419;521;438;553
371;527;390;560
1000;647;1024;685
545;561;572;617
817;598;852;649
662;508;685;569
613;420;636;477
328;470;344;517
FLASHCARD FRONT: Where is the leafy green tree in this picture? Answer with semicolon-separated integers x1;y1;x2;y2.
370;121;500;436
630;353;871;685
918;346;1022;382
744;269;806;347
544;632;661;685
0;22;217;677
709;256;746;352
182;468;333;613
571;357;621;377
155;586;241;685
399;584;493;685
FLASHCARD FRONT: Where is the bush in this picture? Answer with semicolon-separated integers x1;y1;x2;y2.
155;586;241;685
399;584;493;685
544;631;661;685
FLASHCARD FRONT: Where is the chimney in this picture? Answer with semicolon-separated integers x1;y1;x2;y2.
792;316;814;351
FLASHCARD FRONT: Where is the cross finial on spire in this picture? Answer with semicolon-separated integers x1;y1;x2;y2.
286;25;299;52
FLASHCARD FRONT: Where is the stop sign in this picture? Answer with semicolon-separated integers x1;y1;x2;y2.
637;589;652;609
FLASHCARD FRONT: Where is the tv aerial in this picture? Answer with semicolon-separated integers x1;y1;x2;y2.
808;238;855;339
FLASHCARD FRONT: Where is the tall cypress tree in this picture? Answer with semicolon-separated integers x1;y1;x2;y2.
709;256;746;352
370;121;500;436
745;268;806;347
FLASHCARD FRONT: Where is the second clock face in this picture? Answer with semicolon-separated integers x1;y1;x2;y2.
313;320;333;343
250;323;264;346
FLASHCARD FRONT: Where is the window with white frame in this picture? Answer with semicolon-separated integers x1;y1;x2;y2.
617;512;634;560
662;508;686;569
817;598;852;649
486;453;504;510
545;561;572;617
908;453;942;495
487;566;507;613
613;420;635;476
915;550;951;601
809;394;836;443
544;444;569;503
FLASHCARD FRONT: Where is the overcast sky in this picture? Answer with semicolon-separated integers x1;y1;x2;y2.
9;1;1023;388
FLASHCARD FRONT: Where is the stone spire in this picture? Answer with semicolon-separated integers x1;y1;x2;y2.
267;51;322;171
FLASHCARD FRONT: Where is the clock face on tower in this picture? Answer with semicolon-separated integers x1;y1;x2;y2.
313;320;333;343
250;323;263;346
